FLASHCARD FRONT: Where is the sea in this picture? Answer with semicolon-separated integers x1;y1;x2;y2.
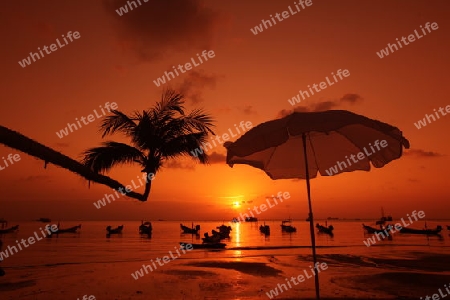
1;219;449;269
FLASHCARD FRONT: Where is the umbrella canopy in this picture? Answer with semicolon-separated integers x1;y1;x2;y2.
225;110;410;179
224;110;410;299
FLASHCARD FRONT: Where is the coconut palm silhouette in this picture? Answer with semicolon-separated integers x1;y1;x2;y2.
81;88;215;200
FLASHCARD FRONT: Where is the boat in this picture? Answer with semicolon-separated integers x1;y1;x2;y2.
180;242;226;250
0;225;19;234
36;218;51;223
362;224;391;235
180;223;200;234
139;221;152;235
399;225;442;235
106;225;123;235
281;219;297;233
316;223;334;235
215;225;232;239
259;224;270;235
201;232;222;243
245;217;258;222
231;217;240;223
54;224;82;234
375;207;393;225
0;218;8;228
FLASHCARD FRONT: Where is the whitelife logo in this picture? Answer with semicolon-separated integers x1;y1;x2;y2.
153;50;216;87
18;31;81;68
266;262;328;299
55;102;118;139
250;0;313;35
93;172;155;209
0;153;21;171
414;104;450;129
131;244;193;280
0;224;58;261
115;0;148;16
287;69;350;106
190;121;253;158
325;140;388;176
376;22;439;59
228;191;291;225
363;210;426;247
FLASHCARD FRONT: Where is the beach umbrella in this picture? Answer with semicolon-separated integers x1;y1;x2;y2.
224;110;410;299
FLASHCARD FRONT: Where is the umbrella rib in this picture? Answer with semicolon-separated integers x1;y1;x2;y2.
306;133;320;173
265;145;278;171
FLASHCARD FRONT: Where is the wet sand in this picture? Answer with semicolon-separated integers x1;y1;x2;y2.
1;250;449;299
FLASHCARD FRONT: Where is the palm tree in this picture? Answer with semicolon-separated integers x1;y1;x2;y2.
81;89;215;201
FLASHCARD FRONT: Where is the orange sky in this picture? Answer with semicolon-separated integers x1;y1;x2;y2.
1;0;449;221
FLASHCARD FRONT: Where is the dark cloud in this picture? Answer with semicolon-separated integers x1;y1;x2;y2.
207;151;226;164
404;149;444;158
241;105;257;116
313;101;338;112
103;0;227;62
177;70;219;104
276;107;308;119
277;93;363;118
340;93;363;104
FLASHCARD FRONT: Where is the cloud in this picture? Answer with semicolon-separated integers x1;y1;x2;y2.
340;93;363;104
177;70;220;104
404;149;444;158
164;159;196;170
276;93;363;118
207;151;226;164
313;101;338;112
103;0;227;62
276;106;309;119
241;105;257;116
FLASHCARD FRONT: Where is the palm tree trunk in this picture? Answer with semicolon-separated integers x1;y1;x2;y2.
0;125;148;202
142;173;153;200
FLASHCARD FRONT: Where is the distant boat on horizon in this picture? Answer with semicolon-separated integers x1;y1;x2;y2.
36;218;51;223
376;207;392;225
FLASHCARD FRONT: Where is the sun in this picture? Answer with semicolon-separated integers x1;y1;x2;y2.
233;201;241;209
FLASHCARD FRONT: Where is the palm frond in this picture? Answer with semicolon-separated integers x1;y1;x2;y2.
183;108;215;135
158;132;210;164
100;110;137;138
82;141;145;173
153;88;185;117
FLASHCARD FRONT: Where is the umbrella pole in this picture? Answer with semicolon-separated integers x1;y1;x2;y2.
302;133;320;299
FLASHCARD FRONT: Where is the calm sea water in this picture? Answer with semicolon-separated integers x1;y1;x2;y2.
1;220;449;271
